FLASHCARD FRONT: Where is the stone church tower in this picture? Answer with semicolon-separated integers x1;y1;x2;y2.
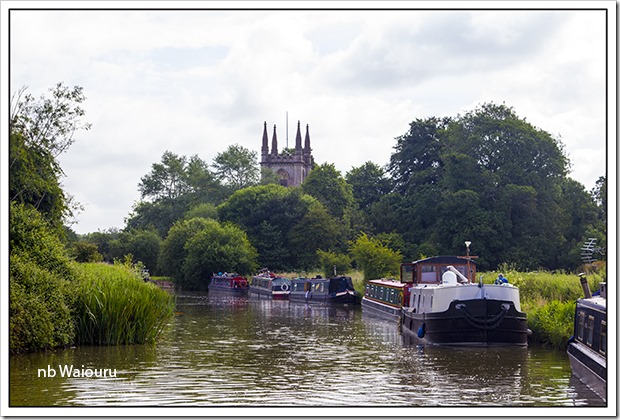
260;121;314;187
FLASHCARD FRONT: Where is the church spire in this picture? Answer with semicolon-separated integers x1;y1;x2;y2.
271;124;278;155
304;124;311;152
295;121;302;150
261;121;269;154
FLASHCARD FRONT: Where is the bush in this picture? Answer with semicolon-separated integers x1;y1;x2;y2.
9;202;78;353
317;249;352;278
73;263;175;345
349;232;402;281
9;255;76;353
528;300;576;348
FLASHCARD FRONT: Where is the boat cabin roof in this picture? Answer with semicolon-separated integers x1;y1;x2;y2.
367;278;406;288
401;256;477;284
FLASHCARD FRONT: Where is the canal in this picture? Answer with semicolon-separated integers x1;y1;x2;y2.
9;293;605;411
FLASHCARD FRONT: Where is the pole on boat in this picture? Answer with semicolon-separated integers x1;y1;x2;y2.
465;241;471;283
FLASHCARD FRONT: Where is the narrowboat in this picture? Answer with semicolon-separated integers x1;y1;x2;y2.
289;276;361;304
567;275;607;401
400;256;529;346
209;273;249;296
361;278;411;321
250;270;291;300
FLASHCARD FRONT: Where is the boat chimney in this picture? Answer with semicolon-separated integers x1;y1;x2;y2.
578;273;592;298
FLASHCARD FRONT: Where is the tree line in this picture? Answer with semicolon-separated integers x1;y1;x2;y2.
10;84;606;292
75;105;605;287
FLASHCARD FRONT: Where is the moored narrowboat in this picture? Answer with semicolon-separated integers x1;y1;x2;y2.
567;275;607;401
209;273;249;296
290;276;361;304
250;270;291;300
400;256;529;346
361;278;411;321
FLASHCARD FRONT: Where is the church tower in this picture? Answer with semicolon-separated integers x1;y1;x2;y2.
260;120;314;187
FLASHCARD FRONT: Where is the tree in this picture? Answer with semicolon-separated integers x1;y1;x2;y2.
301;163;354;219
158;218;214;280
346;161;393;211
288;203;341;271
9;83;91;231
71;241;103;263
212;143;260;190
218;184;319;270
349;232;402;281
182;220;258;290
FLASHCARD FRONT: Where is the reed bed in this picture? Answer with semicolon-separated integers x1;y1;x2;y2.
74;263;175;345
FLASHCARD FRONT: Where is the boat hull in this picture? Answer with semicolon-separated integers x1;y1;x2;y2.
208;285;249;296
290;290;360;305
567;341;606;400
361;297;402;321
249;287;289;300
402;299;528;346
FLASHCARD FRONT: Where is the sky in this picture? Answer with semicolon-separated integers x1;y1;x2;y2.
4;2;614;235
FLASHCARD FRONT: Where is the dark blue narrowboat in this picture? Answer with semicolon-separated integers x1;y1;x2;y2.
567;275;607;401
290;276;361;304
209;273;249;296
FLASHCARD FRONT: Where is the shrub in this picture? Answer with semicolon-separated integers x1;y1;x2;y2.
316;249;352;278
9;255;76;353
349;232;402;281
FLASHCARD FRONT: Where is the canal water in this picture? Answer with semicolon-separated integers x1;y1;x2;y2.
9;293;606;411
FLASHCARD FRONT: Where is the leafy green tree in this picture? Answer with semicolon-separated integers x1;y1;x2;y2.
346;161;393;210
218;184;318;269
212;143;260;190
71;241;103;263
9;84;91;231
81;228;121;262
184;202;218;221
302;163;354;219
349;232;402;281
158;218;214;280
288;203;341;271
316;249;352;278
182;220;258;290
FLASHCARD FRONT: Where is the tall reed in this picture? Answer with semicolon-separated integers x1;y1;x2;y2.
74;263;175;345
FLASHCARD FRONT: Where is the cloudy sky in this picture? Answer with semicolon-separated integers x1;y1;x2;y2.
5;3;612;234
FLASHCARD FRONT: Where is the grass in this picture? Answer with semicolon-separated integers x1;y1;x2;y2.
73;263;175;345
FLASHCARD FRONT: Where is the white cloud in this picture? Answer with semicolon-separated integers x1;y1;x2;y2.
6;5;610;234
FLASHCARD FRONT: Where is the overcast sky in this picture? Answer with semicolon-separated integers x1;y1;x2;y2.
5;3;612;234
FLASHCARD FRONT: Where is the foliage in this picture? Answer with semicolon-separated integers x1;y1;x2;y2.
212;143;260;190
9;202;79;353
71;241;104;263
9;83;91;231
158;217;214;279
181;219;259;290
184;202;218;221
349;232;402;281
73;263;174;345
288;203;342;271
302;163;355;219
316;249;352;279
527;300;576;348
10;255;76;353
346;161;393;210
218;184;321;270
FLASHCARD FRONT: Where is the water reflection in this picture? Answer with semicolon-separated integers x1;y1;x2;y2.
10;294;605;407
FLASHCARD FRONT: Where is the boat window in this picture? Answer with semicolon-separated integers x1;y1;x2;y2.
401;264;415;282
389;289;395;303
412;294;416;307
430;296;433;309
421;265;437;283
577;311;585;341
586;315;595;346
600;321;607;355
